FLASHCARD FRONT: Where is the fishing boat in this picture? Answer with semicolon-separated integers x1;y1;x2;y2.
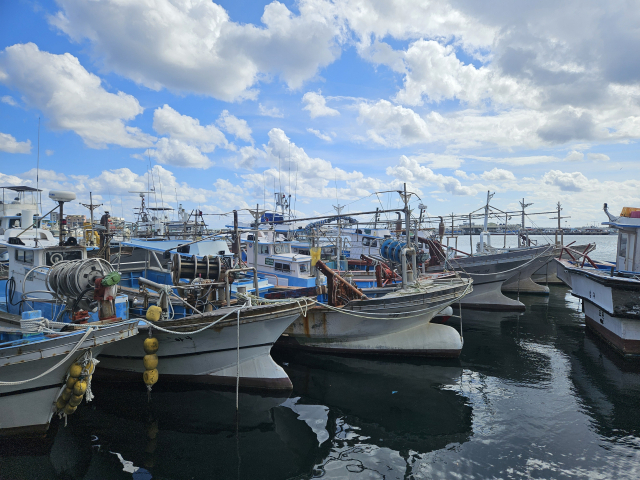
0;317;138;437
556;204;640;357
97;253;311;390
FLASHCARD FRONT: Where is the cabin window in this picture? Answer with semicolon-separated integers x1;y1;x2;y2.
275;262;291;273
619;234;628;258
363;238;370;247
259;245;270;254
273;243;291;254
247;234;254;241
370;240;377;247
14;249;34;264
299;263;308;273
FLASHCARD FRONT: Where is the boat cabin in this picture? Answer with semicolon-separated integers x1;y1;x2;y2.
604;205;640;273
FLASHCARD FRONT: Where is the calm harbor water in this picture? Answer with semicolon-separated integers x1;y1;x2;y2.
3;235;638;479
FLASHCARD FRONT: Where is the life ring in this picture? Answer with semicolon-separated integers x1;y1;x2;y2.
50;252;64;264
274;244;283;254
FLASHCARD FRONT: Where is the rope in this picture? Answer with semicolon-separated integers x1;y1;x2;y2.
143;306;247;335
19;316;72;334
0;327;95;386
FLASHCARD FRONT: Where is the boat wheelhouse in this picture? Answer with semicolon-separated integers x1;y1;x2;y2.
557;204;640;357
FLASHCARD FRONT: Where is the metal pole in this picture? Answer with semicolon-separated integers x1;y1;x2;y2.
469;213;473;256
253;204;259;296
58;201;64;246
89;192;95;246
504;213;507;248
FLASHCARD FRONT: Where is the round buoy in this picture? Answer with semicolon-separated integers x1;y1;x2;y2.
73;380;87;396
143;354;158;370
146;306;162;322
68;394;84;407
69;363;83;378
143;337;159;355
143;368;159;386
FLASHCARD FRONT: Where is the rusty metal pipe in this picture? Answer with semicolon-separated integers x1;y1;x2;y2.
315;260;369;300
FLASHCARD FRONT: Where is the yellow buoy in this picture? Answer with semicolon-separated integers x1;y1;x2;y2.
64;404;77;415
146;306;162;322
69;363;83;378
143;368;159;386
143;354;159;370
84;362;95;376
61;387;73;402
55;396;67;411
66;376;78;389
68;394;84;407
143;337;159;355
73;380;87;396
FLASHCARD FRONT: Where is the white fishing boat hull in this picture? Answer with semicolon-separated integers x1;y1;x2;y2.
559;258;640;357
97;304;302;390
502;247;556;295
0;322;138;436
279;280;471;357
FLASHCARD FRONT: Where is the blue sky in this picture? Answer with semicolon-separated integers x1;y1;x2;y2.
1;0;639;228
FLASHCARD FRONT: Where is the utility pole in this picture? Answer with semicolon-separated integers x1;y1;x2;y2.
80;192;102;246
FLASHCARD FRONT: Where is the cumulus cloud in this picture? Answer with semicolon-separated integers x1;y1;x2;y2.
387;155;476;195
358;100;430;147
153;104;227;152
542;170;590;192
217;110;253;143
480;168;516;182
302;91;340;118
564;151;584;162
0;132;31;154
394;40;538;107
50;0;344;101
587;152;610;161
0;43;154;149
258;103;284;118
242;128;365;199
150;138;214;169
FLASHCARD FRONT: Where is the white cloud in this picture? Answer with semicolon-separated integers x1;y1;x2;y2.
587;152;610;161
302;91;340;118
152;104;227;152
150;138;213;169
0;43;154;148
258;103;284;118
232;146;266;170
1;95;17;106
394;40;538;107
0;43;154;149
564;151;584;162
242;128;365;199
357;100;430;147
50;0;344;102
307;128;333;142
45;149;54;156
0;132;31;154
480;168;516;182
386;155;476;195
542;170;590;192
217;110;253;143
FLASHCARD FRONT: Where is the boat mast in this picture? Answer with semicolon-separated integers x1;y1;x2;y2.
519;198;533;247
479;190;494;253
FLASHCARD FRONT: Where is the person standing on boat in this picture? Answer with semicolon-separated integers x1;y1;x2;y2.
99;211;110;248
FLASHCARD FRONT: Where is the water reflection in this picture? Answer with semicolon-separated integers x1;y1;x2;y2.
3;284;640;479
276;352;473;478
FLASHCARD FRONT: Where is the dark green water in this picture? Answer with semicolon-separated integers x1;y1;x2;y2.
3;285;640;479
